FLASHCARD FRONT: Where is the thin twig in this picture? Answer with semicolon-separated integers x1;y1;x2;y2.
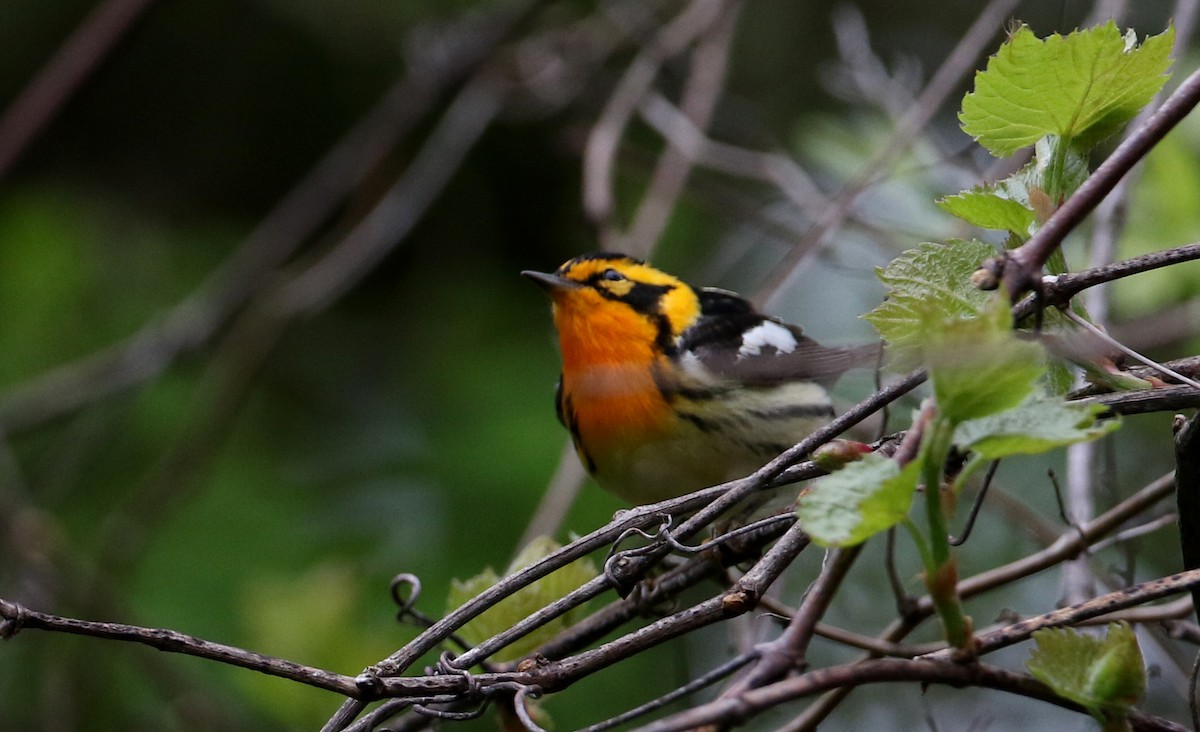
1074;384;1200;416
632;655;1189;732
1037;242;1200;310
1088;513;1179;553
581;0;727;240
0;1;536;434
0;0;159;182
926;568;1200;660
785;472;1176;731
572;653;755;732
515;440;587;555
637;92;828;218
813;622;945;658
271;75;508;315
754;0;1021;307
1062;309;1200;390
720;546;863;697
1000;66;1200;300
0;598;361;696
532;514;793;662
947;473;1175;607
619;0;742;257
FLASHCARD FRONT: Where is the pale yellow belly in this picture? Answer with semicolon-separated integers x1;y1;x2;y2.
591;381;833;504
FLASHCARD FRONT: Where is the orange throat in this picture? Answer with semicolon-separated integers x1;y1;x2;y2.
553;295;672;455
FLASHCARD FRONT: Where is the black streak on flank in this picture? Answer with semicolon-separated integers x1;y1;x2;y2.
554;378;567;427
677;412;720;433
559;391;596;473
748;404;835;420
651;362;730;403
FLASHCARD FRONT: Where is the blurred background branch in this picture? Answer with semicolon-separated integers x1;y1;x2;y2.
1;1;1200;730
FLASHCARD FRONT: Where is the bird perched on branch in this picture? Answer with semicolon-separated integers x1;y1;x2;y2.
523;253;876;504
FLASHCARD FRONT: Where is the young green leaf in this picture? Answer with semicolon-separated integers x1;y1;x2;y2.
939;145;1085;241
925;298;1045;425
796;454;919;547
1031;136;1093;203
446;536;597;662
953;396;1118;459
862;239;996;368
938;188;1035;237
1027;623;1145;722
961;22;1174;156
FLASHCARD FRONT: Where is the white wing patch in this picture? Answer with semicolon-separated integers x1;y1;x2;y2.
679;350;706;377
679;350;720;384
737;321;797;358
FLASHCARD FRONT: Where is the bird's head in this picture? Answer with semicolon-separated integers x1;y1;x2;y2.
522;253;701;352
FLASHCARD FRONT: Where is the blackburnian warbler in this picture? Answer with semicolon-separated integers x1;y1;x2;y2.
523;253;875;505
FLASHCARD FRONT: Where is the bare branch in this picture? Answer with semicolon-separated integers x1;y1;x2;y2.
785;472;1176;730
721;546;862;697
0;0;159;183
950;473;1175;605
1036;242;1200;310
637;92;828;217
0;2;536;434
0;597;361;696
928;569;1200;660
581;0;728;240
754;0;1022;306
1074;385;1200;416
634;656;1189;732
572;653;755;732
1000;67;1200;299
618;0;742;257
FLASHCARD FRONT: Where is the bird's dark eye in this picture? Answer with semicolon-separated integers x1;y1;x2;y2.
601;268;626;281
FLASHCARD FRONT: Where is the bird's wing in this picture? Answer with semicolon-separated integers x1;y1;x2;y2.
676;288;877;388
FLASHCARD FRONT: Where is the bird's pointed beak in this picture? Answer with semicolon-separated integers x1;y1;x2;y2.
522;270;582;292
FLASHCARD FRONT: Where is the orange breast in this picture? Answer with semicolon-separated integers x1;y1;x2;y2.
553;293;673;454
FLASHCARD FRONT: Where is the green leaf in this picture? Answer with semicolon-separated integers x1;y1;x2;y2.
1027;623;1145;722
446;536;597;663
797;454;920;547
1031;136;1093;203
938;188;1035;236
862;239;996;368
961;23;1174;156
925;298;1045;425
953;396;1118;459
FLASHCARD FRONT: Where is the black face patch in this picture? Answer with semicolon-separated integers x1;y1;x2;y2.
594;278;673;312
553;252;680;355
553;253;671;313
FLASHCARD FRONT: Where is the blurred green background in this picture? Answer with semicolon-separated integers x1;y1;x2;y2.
1;1;1198;729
